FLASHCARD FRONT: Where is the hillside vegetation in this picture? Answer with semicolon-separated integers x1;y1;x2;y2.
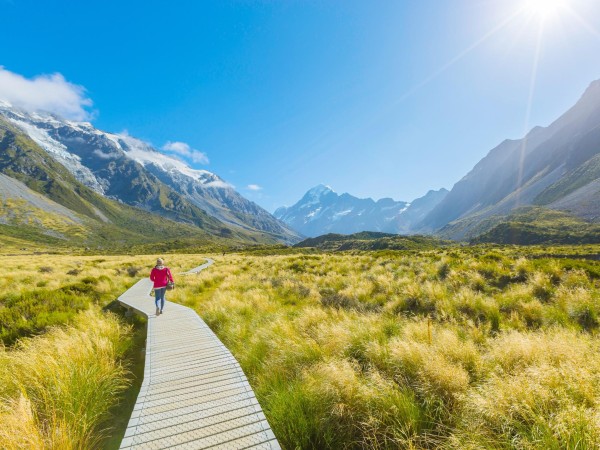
471;207;600;245
295;231;452;252
172;247;600;449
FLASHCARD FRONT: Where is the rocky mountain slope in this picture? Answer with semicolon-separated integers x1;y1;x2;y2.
275;185;448;237
0;102;302;244
423;79;600;240
0;115;277;250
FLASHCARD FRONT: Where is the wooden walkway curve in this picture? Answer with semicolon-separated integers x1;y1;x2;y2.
118;259;280;450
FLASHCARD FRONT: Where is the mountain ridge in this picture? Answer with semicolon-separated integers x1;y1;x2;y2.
275;184;448;237
422;79;600;239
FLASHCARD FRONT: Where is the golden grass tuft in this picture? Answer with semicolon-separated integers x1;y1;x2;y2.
453;329;600;448
0;309;132;449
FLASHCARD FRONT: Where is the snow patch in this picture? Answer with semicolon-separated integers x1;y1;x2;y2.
332;209;353;221
306;207;322;218
7;117;106;194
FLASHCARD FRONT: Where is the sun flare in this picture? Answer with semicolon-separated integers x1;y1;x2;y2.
524;0;568;18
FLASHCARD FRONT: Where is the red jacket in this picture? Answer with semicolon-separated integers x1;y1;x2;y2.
150;266;173;289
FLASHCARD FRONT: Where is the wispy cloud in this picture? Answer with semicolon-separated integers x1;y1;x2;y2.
206;180;234;189
162;141;209;164
247;184;263;191
93;149;118;160
0;67;92;120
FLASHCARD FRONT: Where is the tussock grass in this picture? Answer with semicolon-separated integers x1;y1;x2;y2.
2;248;598;448
0;253;210;345
0;252;210;448
174;247;600;449
0;309;132;449
453;329;600;449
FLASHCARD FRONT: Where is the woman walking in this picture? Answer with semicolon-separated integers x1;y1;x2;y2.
150;258;174;316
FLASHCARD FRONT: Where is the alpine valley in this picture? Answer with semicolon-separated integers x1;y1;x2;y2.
0;102;302;251
278;80;600;244
2;78;600;250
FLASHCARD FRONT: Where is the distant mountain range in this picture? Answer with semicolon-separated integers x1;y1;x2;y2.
274;185;448;237
0;102;302;248
277;80;600;242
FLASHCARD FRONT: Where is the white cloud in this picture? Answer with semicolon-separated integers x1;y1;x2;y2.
93;149;117;160
247;184;263;191
0;67;92;121
162;141;209;164
162;141;189;155
205;180;234;189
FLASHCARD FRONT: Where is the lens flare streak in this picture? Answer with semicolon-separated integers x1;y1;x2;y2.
516;20;545;206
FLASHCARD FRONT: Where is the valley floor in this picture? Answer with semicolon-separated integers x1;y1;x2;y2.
1;245;599;449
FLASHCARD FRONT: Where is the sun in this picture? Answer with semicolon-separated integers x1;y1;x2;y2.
524;0;568;18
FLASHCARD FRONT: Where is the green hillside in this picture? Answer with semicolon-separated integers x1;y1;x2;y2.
535;153;600;205
295;231;452;251
472;207;600;245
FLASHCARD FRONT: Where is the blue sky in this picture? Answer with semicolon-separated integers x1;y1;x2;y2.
2;0;600;211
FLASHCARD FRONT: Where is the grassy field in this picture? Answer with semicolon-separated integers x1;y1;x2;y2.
172;246;600;449
1;247;599;449
0;252;209;449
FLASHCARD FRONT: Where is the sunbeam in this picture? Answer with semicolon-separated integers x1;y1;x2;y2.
516;20;545;206
280;8;524;172
284;0;598;172
564;5;600;41
395;9;522;104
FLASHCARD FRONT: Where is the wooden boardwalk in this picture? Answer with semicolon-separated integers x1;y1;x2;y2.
118;260;280;450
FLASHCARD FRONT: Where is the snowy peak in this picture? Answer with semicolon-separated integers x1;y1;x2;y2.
306;184;335;197
297;184;337;208
276;186;447;237
2;108;108;194
113;133;228;187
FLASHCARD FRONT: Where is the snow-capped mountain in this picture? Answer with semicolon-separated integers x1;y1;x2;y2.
0;102;302;243
274;185;448;237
